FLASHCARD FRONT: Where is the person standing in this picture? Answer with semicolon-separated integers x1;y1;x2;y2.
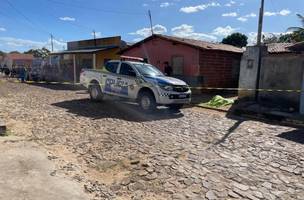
164;61;173;76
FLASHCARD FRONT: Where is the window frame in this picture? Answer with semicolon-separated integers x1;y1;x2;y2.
105;61;119;74
118;62;137;77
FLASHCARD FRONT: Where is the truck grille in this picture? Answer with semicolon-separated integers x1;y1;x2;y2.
173;85;189;93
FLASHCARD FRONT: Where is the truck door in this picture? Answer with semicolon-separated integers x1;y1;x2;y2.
103;61;120;95
116;62;138;99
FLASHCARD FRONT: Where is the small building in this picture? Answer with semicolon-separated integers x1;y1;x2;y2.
120;34;243;88
50;36;127;82
239;42;304;113
1;53;33;69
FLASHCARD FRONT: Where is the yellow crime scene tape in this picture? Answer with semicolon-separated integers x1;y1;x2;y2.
0;79;302;93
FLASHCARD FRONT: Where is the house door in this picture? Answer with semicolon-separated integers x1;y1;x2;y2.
172;56;184;75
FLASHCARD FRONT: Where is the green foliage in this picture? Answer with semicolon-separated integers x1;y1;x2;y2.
24;47;50;58
9;51;20;54
222;33;248;48
0;51;6;56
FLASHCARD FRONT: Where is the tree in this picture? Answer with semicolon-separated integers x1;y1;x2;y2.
24;47;50;58
222;33;248;48
285;14;304;43
0;51;6;56
9;51;20;54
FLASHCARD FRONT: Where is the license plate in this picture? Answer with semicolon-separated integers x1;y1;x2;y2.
179;94;187;98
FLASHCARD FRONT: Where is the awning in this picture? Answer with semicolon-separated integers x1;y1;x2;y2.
50;46;117;55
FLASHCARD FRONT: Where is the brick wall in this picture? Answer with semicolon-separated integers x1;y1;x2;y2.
199;50;242;88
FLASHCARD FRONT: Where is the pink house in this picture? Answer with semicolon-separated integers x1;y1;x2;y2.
121;34;243;88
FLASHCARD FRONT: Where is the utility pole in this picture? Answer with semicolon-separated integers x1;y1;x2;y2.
50;34;54;52
256;0;265;46
93;30;97;47
148;10;154;35
255;0;265;101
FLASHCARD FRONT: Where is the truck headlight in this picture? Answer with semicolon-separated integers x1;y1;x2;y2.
159;84;173;91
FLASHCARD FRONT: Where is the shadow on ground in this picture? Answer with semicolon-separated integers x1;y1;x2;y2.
52;98;184;122
277;129;304;144
26;83;85;91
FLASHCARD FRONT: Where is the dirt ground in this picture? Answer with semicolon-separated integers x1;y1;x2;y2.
0;78;303;200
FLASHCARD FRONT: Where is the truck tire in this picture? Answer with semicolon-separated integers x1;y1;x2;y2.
89;83;103;102
139;91;156;112
168;104;184;111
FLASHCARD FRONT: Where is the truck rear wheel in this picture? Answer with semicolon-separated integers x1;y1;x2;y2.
139;91;156;112
89;83;103;102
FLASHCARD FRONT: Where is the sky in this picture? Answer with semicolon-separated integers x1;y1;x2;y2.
0;0;303;52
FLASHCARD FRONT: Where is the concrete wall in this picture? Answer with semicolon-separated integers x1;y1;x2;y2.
239;46;304;111
238;46;265;99
259;54;304;109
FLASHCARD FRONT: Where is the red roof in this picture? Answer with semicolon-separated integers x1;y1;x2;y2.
6;53;33;60
121;34;243;54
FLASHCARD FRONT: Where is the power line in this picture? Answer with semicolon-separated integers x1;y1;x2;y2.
4;0;51;35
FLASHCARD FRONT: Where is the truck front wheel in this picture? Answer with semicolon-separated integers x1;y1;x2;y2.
139;91;156;112
168;104;184;111
89;83;103;102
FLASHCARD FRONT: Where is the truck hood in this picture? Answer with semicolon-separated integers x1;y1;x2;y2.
143;76;187;86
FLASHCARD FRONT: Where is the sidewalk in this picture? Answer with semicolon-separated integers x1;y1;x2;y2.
0;136;89;200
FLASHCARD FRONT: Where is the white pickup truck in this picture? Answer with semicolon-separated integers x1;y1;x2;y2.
80;60;191;111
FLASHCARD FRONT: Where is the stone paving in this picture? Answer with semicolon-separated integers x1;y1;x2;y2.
0;79;303;200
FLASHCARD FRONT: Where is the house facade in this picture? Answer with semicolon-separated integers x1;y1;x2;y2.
120;34;243;88
50;36;127;82
1;53;33;69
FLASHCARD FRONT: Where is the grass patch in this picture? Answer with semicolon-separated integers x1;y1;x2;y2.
1;130;12;137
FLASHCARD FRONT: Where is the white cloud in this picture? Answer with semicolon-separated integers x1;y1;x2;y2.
180;2;220;13
279;9;291;16
0;36;66;51
264;12;276;16
59;16;76;21
222;12;238;17
160;2;172;8
237;12;256;22
225;0;236;7
142;3;148;7
244;13;257;18
171;24;217;41
130;24;167;39
237;17;248;22
91;32;101;37
212;26;238;37
264;9;291;17
247;32;287;45
0;27;6;32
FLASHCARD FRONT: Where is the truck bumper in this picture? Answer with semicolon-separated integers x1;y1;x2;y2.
156;91;191;105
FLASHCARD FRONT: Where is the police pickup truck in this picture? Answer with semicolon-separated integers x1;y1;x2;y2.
80;59;191;111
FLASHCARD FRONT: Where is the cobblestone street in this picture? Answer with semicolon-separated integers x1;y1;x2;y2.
0;80;303;200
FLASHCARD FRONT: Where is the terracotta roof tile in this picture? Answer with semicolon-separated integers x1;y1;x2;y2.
266;43;294;53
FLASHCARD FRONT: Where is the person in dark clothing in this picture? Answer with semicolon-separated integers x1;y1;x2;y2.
164;62;173;76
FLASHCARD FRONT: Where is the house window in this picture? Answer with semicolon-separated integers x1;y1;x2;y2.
247;59;254;69
171;56;184;75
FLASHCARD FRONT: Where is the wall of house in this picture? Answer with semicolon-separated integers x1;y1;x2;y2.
96;48;120;69
199;49;242;88
259;53;304;109
121;37;202;86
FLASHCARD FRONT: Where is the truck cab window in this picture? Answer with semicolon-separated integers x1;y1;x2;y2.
105;62;119;73
119;63;136;77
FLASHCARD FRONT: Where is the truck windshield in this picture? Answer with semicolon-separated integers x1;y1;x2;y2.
133;63;164;77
